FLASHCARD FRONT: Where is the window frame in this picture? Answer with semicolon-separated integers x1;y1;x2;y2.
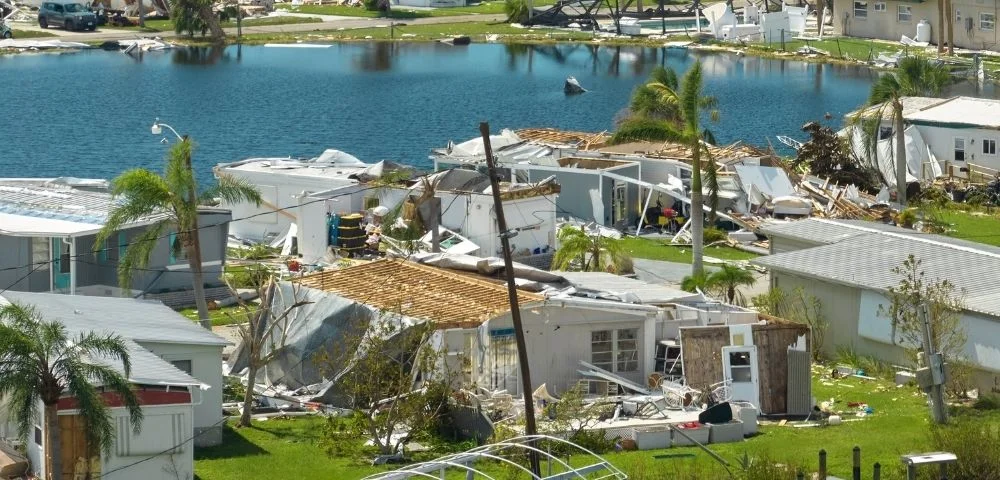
897;4;912;22
854;0;868;18
954;138;966;161
873;1;886;12
591;328;640;374
982;12;996;31
168;231;189;265
32;237;50;271
983;139;997;156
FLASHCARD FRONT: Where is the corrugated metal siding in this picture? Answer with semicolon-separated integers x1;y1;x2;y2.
786;349;812;416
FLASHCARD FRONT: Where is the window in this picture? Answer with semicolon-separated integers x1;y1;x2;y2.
171;360;193;375
34;426;42;446
874;1;886;12
879;126;893;140
854;0;868;18
956;9;962;22
118;231;128;260
97;237;109;263
591;328;639;374
982;12;996;31
955;138;966;161
728;351;753;383
897;5;912;22
168;232;188;264
31;237;50;271
984;139;997;155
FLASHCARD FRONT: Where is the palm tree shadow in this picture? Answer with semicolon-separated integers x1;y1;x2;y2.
193;424;269;461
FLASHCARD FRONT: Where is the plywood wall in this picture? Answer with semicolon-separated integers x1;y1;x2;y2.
680;321;810;415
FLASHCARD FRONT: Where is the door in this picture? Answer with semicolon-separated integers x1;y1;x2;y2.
51;238;71;291
59;414;97;479
722;345;760;410
611;181;627;226
51;3;65;26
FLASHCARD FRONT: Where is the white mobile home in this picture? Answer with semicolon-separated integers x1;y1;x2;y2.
0;292;229;479
213;150;370;243
755;218;1000;393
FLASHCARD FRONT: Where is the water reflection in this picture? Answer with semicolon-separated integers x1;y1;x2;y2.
353;42;397;72
171;45;232;65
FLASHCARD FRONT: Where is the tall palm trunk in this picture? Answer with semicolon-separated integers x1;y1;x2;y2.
946;0;954;54
186;231;211;330
44;403;61;480
690;139;705;277
199;4;225;43
815;0;825;37
894;101;908;205
937;0;945;53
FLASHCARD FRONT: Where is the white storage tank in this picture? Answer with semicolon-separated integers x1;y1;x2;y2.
916;19;932;43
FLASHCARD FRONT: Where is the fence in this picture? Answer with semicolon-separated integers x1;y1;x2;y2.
792;446;954;480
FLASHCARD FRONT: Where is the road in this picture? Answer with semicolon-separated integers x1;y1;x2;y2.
13;13;507;42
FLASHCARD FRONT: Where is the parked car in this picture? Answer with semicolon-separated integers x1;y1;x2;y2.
37;0;97;31
1;21;10;39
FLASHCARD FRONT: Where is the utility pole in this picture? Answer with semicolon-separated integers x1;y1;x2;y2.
479;121;540;477
920;304;948;424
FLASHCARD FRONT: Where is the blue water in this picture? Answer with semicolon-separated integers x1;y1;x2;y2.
0;43;992;186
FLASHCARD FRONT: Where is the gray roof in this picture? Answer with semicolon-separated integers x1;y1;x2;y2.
754;219;1000;317
1;292;229;346
557;272;702;304
0;293;219;387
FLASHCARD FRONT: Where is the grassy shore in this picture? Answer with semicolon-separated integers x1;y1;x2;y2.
108;14;323;33
278;0;553;18
194;367;1000;479
10;29;58;38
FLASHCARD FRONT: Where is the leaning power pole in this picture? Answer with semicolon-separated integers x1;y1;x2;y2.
920;304;948;424
479;122;541;477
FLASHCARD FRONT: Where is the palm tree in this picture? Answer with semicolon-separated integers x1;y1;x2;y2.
946;0;955;55
0;302;143;480
612;62;717;278
681;264;756;305
855;57;950;205
706;264;756;305
552;225;632;274
96;139;262;330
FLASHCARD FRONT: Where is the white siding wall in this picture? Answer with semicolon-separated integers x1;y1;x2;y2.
479;306;652;395
137;342;224;447
833;0;1000;51
916;125;1000;174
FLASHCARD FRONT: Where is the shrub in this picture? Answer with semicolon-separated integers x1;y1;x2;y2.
703;226;728;243
504;0;529;23
930;420;1000;480
567;429;617;454
974;393;1000;411
223;263;276;289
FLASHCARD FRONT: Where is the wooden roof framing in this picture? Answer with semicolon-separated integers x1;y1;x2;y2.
296;260;543;328
515;128;610;149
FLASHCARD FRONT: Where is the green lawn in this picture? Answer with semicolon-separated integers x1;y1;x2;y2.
621;236;759;264
176;305;246;327
10;29;58;38
233;20;595;44
282;0;554;18
110;15;322;32
936;209;1000;248
747;36;901;62
194;369;1000;479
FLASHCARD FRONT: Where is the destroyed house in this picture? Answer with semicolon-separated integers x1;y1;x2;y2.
0;179;231;304
262;259;810;415
755;218;1000;392
0;292;229;480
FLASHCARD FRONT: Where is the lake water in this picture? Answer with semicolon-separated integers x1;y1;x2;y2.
0;43;994;186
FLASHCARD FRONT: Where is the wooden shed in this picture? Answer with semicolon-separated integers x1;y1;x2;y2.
679;317;811;415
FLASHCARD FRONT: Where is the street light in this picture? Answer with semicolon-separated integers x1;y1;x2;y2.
151;118;183;141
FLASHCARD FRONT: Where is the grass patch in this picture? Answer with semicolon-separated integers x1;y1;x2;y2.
176;305;245;327
935;209;1000;248
285;0;554;18
227;20;597;44
621;236;758;264
10;29;59;38
108;15;322;33
195;370;1000;479
747;36;900;62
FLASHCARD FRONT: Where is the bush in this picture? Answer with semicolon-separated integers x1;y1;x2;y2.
224;263;276;289
567;429;617;454
703;226;728;243
504;0;528;23
930;420;1000;480
974;393;1000;411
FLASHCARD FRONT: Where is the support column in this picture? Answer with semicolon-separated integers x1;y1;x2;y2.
69;237;77;295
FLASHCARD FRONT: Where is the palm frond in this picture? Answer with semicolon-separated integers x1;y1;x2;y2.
204;173;264;207
679;61;704;133
164;139;198;196
96;169;173;249
117;221;168;290
648;65;679;90
73;332;133;376
610;117;686;144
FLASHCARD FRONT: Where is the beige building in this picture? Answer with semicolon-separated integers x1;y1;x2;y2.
833;0;1000;51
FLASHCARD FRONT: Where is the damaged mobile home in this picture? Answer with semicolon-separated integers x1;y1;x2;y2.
233;257;810;445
